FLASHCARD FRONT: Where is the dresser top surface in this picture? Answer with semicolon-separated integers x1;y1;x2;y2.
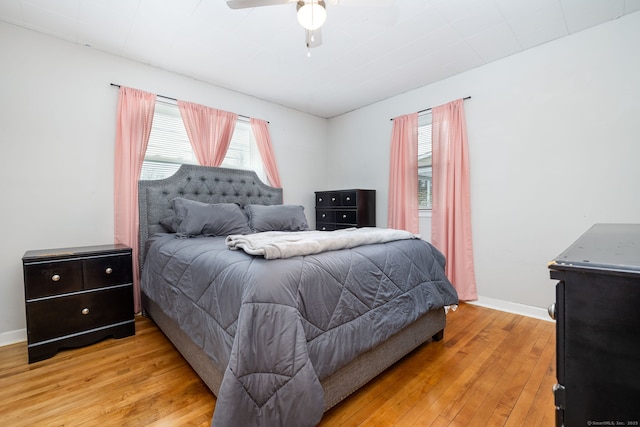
23;244;131;262
550;223;640;274
314;189;375;193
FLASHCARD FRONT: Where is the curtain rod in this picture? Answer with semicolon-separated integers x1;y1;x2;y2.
390;96;471;121
110;83;254;121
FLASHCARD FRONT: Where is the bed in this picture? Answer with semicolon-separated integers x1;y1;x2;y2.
138;164;458;427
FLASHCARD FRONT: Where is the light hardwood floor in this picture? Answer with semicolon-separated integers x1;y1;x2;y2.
0;303;556;426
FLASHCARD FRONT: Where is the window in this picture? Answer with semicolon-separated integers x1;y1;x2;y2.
140;100;266;181
418;111;432;210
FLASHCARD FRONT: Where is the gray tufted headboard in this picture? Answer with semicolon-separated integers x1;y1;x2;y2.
138;164;283;270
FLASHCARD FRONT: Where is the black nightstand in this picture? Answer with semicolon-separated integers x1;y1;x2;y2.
22;244;135;363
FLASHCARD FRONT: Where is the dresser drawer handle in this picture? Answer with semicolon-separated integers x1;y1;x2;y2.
346;197;351;201
331;197;336;201
318;197;323;202
105;267;113;275
51;274;61;282
321;213;326;218
81;308;90;315
547;303;556;320
343;214;347;218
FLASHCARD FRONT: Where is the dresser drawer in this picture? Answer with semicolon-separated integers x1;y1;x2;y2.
24;260;83;299
316;192;329;207
317;223;337;231
336;210;357;224
341;191;357;207
26;284;134;343
316;210;336;223
316;192;341;207
83;253;132;290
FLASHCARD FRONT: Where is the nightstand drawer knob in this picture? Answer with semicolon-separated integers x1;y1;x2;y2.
346;197;351;201
331;197;336;201
51;274;61;282
105;267;113;275
318;197;323;202
81;308;90;315
343;214;347;218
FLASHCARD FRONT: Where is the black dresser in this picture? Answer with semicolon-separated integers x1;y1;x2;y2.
23;244;135;363
315;189;375;231
548;224;640;426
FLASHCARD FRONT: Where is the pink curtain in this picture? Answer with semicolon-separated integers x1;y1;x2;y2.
431;99;477;301
250;118;282;188
177;101;238;166
387;113;419;233
114;87;156;313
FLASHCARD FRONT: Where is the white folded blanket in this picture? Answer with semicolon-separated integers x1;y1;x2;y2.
225;227;420;259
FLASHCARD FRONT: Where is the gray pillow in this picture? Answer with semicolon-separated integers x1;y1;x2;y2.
165;198;251;237
159;213;181;233
160;198;207;232
245;204;310;232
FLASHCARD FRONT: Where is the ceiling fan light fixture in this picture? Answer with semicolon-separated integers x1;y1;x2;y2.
297;1;327;31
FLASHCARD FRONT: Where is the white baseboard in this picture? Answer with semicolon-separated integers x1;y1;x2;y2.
0;297;552;348
467;296;554;322
0;328;26;347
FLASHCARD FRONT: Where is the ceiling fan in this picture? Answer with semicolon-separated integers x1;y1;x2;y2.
225;0;390;50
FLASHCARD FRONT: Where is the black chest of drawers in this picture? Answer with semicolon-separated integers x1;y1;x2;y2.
23;244;135;363
315;189;375;231
548;224;640;426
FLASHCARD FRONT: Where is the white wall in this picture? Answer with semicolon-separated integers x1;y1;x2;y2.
327;11;640;310
0;22;327;341
2;11;640;341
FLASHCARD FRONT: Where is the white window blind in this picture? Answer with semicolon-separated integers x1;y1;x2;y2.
140;100;266;182
418;112;432;210
219;119;265;179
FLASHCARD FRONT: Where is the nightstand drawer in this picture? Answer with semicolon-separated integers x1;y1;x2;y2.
26;284;134;343
24;260;83;299
83;254;132;290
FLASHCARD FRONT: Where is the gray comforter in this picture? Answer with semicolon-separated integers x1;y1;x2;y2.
141;233;458;427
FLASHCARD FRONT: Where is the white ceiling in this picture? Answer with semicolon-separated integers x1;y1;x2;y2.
2;0;639;118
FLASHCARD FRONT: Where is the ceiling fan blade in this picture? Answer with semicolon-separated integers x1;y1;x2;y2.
305;28;322;48
226;0;291;9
